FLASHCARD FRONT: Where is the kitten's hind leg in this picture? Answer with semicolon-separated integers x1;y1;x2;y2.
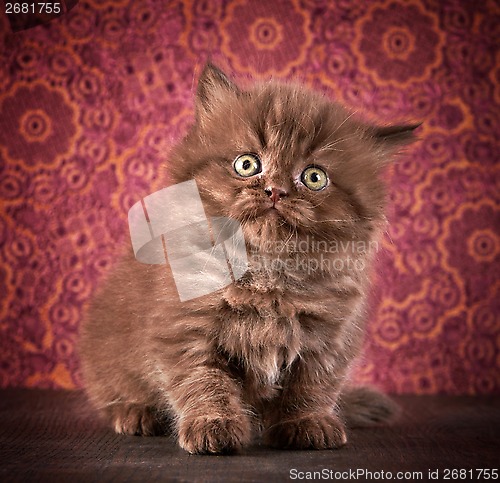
337;386;401;428
105;403;165;436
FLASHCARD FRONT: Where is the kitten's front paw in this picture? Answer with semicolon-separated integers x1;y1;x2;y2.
178;416;251;454
266;413;347;450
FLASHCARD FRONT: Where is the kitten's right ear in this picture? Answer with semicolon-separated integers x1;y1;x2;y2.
373;123;422;149
195;63;240;118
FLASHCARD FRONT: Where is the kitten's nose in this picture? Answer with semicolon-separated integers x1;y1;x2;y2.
264;186;288;204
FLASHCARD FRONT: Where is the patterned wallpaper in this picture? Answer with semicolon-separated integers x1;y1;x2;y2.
0;0;498;394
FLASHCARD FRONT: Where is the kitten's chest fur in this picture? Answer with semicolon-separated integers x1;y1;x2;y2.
217;277;309;396
218;309;301;398
213;259;360;400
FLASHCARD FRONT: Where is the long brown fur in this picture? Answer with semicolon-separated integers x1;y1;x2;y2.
79;64;419;454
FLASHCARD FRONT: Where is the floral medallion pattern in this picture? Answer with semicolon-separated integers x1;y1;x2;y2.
221;0;312;76
355;1;444;86
0;0;498;394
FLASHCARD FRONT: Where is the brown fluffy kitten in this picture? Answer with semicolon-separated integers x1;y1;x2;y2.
79;64;418;454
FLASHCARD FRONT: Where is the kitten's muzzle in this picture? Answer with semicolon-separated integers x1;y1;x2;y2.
264;186;288;205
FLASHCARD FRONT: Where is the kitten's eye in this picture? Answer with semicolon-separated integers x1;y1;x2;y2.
234;154;261;177
301;166;328;191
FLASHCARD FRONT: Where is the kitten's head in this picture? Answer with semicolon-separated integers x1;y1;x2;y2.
169;63;419;251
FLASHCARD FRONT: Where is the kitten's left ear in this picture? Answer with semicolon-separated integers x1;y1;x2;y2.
371;123;422;152
195;63;241;118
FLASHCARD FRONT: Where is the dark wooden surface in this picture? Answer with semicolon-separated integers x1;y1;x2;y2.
0;389;498;482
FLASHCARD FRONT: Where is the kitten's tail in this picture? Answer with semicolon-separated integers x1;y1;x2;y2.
337;386;401;428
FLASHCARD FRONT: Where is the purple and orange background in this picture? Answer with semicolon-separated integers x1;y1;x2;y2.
0;0;498;394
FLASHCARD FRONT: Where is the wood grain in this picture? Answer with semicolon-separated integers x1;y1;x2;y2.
0;390;498;482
